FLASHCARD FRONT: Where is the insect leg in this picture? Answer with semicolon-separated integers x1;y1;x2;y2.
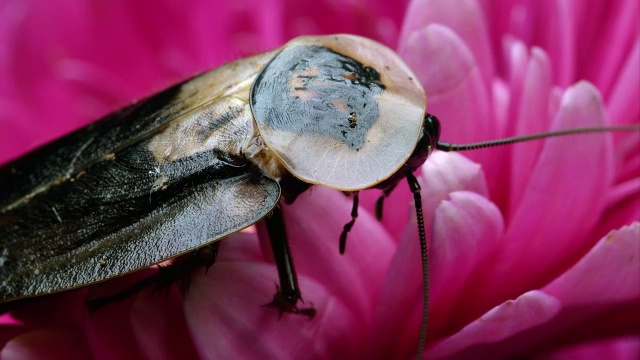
156;242;221;293
264;205;316;318
86;242;220;311
374;184;397;220
339;191;359;254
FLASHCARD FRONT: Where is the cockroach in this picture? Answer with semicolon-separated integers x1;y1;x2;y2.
0;34;637;357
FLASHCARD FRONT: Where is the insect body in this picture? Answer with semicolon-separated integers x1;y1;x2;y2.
0;35;430;304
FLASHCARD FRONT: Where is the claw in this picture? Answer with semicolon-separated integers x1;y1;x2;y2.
263;284;316;318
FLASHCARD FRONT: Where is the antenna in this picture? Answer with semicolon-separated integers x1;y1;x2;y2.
436;124;640;152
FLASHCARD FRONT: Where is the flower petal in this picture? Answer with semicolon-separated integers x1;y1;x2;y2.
533;336;640;360
1;328;92;360
428;290;561;359
479;1;575;87
446;223;639;358
507;46;554;211
520;224;640;350
597;178;640;240
605;41;640;127
184;236;363;359
400;24;498;185
573;1;639;98
131;288;199;360
427;221;639;358
83;295;144;359
184;187;395;359
366;152;491;359
486;81;614;305
400;0;494;91
544;223;640;306
430;191;505;335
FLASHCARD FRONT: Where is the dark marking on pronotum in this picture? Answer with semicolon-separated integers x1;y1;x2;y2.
348;112;358;128
251;44;385;150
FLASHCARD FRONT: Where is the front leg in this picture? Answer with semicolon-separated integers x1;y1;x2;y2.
263;205;316;318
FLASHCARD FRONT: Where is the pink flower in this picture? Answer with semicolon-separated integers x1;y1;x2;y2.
366;0;639;358
1;1;638;360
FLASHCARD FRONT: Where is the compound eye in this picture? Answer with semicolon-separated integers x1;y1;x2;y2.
424;113;441;150
250;35;426;191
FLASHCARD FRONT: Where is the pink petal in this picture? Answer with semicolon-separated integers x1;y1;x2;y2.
366;152;491;359
544;223;640;306
400;25;497;179
572;1;639;99
1;328;92;360
4;291;87;327
0;315;18;327
83;298;144;360
476;0;576;86
415;151;490;245
184;187;395;359
131;288;199;360
534;336;640;360
185;247;344;359
429;223;640;358
184;236;359;359
507;46;553;211
501;37;530;138
282;0;408;47
606;41;640;127
432;223;639;358
373;151;488;245
76;269;168;359
360;150;491;253
423;151;489;200
400;0;495;92
428;290;561;359
597;178;640;240
430;191;505;335
527;224;640;348
486;81;614;304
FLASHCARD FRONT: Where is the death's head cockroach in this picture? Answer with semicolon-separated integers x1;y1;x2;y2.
0;34;637;356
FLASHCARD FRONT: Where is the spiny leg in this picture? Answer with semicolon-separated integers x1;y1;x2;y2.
339;191;359;254
374;184;397;221
264;205;315;318
86;242;220;311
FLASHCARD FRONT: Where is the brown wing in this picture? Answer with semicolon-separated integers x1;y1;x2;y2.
0;50;281;302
